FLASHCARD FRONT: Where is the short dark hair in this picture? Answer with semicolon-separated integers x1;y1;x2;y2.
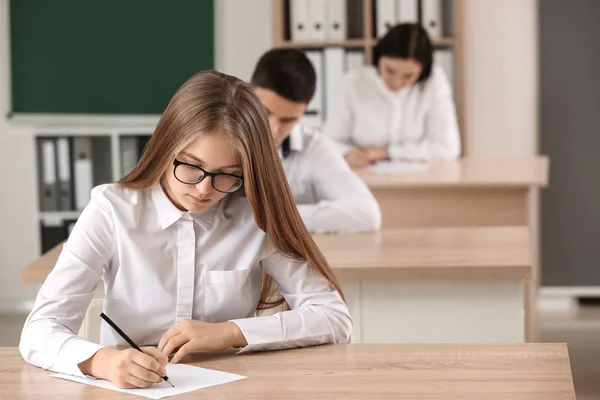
251;48;316;104
373;23;433;83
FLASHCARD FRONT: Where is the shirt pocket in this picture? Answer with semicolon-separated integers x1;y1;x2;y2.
204;267;261;322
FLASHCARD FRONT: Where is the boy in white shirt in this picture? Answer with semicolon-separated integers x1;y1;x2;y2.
251;49;381;234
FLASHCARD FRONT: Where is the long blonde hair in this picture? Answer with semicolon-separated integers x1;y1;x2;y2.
119;70;344;309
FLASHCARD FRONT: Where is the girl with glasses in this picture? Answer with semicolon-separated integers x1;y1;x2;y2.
20;70;352;389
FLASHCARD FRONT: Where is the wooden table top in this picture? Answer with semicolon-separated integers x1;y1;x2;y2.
20;227;531;285
0;344;574;399
313;226;531;280
357;156;549;189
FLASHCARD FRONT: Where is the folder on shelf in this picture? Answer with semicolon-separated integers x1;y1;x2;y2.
290;0;311;41
326;0;347;41
40;219;68;254
422;0;442;38
120;137;138;177
345;50;365;72
396;0;418;24
376;0;396;38
308;0;327;41
305;50;324;126
38;138;58;211
73;137;94;211
56;137;73;211
434;48;455;95
324;47;345;120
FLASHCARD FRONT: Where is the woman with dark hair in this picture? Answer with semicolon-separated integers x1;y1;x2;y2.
324;23;461;167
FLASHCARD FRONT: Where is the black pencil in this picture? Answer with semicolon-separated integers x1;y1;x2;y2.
99;312;174;387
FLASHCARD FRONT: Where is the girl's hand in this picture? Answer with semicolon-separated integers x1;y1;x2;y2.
157;319;248;363
79;347;167;389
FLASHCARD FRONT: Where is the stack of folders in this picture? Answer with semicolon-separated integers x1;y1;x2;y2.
303;48;365;128
37;135;152;253
38;137;94;213
38;137;95;252
290;0;348;42
375;0;446;39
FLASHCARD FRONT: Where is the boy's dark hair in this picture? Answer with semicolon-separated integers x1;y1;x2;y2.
251;48;316;104
373;23;433;83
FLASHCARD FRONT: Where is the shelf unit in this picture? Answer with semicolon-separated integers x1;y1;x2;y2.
272;0;466;155
33;126;155;254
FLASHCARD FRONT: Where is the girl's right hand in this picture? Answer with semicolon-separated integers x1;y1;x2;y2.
79;347;168;389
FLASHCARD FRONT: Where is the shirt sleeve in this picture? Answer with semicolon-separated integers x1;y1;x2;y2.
388;67;461;161
296;134;381;234
323;76;354;156
19;188;114;377
230;251;352;353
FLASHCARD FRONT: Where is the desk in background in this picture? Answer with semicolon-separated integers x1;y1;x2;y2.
0;344;575;399
313;226;532;343
357;157;549;228
21;226;532;344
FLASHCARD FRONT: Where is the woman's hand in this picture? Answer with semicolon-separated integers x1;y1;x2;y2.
79;347;168;389
365;147;389;162
157;319;248;363
345;147;371;168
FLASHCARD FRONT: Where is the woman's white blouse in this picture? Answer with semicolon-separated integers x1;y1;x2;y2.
19;184;352;377
324;65;461;161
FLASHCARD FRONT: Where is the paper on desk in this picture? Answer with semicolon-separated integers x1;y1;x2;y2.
50;363;246;399
370;161;429;173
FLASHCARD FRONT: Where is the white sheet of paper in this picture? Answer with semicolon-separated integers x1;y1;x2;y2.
50;363;246;399
370;161;429;173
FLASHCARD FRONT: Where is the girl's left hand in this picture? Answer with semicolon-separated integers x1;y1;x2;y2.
157;319;247;363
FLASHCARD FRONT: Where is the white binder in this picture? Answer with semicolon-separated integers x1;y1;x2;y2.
396;0;418;24
290;0;311;41
73;137;94;211
56;137;73;211
308;0;327;40
345;51;365;72
422;0;442;38
434;49;455;95
326;0;347;41
39;139;58;211
305;50;324;126
376;0;397;38
324;48;345;119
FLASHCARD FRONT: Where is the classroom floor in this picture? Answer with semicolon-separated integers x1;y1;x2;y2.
1;308;598;398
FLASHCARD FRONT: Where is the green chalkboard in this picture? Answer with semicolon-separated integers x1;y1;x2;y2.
10;0;214;115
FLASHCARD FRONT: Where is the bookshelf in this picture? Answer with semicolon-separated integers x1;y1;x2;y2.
33;127;155;254
272;0;466;155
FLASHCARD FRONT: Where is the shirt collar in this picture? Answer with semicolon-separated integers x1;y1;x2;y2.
288;124;305;153
151;184;218;231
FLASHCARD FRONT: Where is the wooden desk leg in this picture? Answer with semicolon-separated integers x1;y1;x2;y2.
524;276;534;342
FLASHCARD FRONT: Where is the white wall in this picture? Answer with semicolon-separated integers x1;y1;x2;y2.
0;0;39;312
462;0;539;157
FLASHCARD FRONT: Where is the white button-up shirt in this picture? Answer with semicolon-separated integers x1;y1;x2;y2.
20;184;352;377
324;65;461;161
280;125;381;234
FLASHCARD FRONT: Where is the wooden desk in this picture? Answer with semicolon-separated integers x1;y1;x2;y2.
0;344;575;399
313;227;532;343
20;227;532;344
357;157;549;229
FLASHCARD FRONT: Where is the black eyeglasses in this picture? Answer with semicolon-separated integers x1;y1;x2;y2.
172;159;244;193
